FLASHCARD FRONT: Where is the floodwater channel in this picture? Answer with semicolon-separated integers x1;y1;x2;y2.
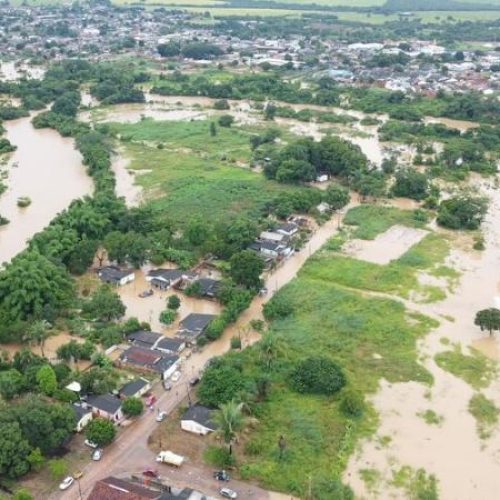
0;114;93;265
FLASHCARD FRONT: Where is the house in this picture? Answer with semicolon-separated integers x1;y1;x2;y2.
88;476;160;499
181;404;217;435
119;345;180;380
98;266;135;286
126;330;162;350
119;377;151;399
249;240;292;259
177;313;217;343
192;278;221;298
146;268;184;290
276;222;299;237
316;201;331;214
84;394;123;422
154;336;186;355
73;403;93;432
259;230;287;243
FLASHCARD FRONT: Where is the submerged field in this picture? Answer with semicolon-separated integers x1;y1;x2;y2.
108;118;315;226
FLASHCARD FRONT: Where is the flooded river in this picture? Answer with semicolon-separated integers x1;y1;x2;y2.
0;114;93;264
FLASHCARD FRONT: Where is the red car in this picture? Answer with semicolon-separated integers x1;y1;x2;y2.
142;469;159;478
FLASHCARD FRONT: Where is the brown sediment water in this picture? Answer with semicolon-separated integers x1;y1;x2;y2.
424;116;480;132
0;114;93;265
345;178;500;499
111;153;143;207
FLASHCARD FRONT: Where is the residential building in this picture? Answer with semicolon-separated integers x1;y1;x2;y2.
181;404;217;435
119;378;152;399
98;266;135;286
176;313;217;343
118;345;180;380
72;403;93;432
84;394;124;422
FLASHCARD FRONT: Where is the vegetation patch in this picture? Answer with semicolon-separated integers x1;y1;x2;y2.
344;205;427;240
391;465;439;500
435;345;497;389
417;409;444;426
468;393;500;439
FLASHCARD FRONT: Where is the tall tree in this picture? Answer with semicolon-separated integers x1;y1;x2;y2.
213;399;247;455
475;308;500;336
25;320;51;357
229;250;264;290
82;285;125;322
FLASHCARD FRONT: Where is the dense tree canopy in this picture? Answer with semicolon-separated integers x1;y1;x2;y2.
290;357;346;395
229;250;264;290
0;252;75;324
437;195;488;230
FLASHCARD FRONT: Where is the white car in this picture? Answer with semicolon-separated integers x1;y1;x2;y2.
84;439;98;449
156;411;167;422
92;449;103;461
170;371;181;382
220;488;238;499
59;476;74;491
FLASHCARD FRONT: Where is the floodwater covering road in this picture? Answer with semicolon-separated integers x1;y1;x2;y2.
0;114;93;265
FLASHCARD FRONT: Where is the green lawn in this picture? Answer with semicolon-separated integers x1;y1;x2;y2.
344;205;427;240
109;119;313;226
231;248;435;496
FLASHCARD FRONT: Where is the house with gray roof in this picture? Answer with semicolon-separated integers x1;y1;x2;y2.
181;404;217;435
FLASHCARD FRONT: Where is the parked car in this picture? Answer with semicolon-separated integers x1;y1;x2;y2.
73;471;83;480
156;411;167;422
59;477;74;491
139;289;154;298
170;371;181;382
220;488;238;499
189;376;200;386
213;470;230;481
163;380;173;391
92;449;103;461
84;439;98;449
142;469;159;478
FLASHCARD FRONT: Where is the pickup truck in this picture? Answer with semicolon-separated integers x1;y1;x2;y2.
156;451;184;467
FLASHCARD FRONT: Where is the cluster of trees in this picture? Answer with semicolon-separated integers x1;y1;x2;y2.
0;395;75;479
437;194;488;230
158;42;223;60
159;294;181;326
262;136;372;189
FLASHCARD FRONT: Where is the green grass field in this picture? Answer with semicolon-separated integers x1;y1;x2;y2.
109;118;312;227
228;238;435;496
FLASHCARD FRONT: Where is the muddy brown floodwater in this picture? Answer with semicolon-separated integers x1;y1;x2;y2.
0;114;93;265
345;178;500;499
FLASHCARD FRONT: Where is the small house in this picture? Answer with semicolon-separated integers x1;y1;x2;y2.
177;313;217;343
154;336;186;355
192;278;221;299
126;330;162;350
98;266;135;286
84;394;123;422
259;231;287;243
118;346;180;380
119;378;151;399
73;403;93;432
146;268;184;290
181;404;217;435
276;222;299;238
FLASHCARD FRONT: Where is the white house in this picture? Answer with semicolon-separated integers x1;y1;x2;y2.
181;404;217;435
98;266;135;286
73;404;93;432
84;394;124;422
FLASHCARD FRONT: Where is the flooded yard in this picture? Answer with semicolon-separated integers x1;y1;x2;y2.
344;225;429;265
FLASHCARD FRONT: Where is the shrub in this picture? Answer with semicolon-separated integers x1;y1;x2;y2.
122;397;144;417
167;294;181;311
291;357;346;395
339;389;365;418
204;446;235;468
263;295;294;321
85;418;116;447
230;336;242;350
218;114;234;127
159;309;177;325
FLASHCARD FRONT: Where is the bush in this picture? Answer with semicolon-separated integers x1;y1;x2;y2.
204;446;235;468
85;418;116;447
159;309;177;325
218;114;234;128
437;195;488;230
339;389;365;418
263;295;293;321
291;357;346;395
167;294;181;310
214;99;230;110
48;459;68;480
122;397;144;417
230;336;242;350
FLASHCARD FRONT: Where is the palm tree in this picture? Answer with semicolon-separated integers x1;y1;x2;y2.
259;333;285;371
26;320;51;357
213;399;247;455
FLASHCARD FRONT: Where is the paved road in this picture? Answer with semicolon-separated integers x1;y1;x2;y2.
51;209;349;500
